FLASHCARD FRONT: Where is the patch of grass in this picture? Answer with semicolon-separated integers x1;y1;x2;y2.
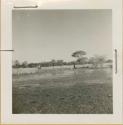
12;68;113;114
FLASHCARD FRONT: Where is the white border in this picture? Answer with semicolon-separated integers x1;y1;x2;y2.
1;0;123;124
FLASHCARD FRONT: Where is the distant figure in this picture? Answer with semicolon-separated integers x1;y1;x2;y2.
37;64;42;72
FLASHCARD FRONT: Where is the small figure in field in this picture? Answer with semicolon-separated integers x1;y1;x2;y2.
37;64;42;72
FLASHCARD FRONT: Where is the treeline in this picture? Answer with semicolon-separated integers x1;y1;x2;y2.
12;58;112;68
13;50;112;68
13;60;71;68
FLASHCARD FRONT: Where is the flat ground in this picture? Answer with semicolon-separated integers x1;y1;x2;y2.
12;67;113;114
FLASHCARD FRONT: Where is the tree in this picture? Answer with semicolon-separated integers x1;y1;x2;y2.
57;60;64;66
77;57;88;64
13;60;20;68
89;55;106;68
22;61;28;68
28;63;36;68
89;57;97;68
106;59;112;63
50;59;56;67
72;50;86;69
96;56;106;67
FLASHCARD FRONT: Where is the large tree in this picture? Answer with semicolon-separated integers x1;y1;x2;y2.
72;50;86;69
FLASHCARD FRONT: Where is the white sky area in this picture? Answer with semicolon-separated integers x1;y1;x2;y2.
12;10;112;63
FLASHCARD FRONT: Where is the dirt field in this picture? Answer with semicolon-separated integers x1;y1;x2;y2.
12;67;113;114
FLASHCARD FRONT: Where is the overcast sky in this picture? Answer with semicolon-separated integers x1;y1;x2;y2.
13;10;112;63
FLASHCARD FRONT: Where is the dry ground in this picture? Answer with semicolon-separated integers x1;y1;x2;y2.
12;68;113;114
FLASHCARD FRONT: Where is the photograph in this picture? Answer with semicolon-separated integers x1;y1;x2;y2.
12;9;113;114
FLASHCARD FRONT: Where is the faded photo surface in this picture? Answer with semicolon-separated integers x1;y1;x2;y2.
12;10;113;114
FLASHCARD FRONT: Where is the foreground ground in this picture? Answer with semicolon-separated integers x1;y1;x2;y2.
12;68;113;114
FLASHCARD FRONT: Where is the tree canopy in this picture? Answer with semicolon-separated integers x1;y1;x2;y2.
72;50;86;58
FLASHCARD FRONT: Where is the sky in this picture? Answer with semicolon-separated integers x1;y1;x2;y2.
12;10;112;63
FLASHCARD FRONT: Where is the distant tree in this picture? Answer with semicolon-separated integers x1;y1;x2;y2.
28;63;36;68
77;57;88;64
106;59;112;63
72;50;86;69
97;56;106;67
57;60;64;66
22;61;28;68
13;60;20;68
89;57;97;68
51;59;56;67
89;55;106;68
